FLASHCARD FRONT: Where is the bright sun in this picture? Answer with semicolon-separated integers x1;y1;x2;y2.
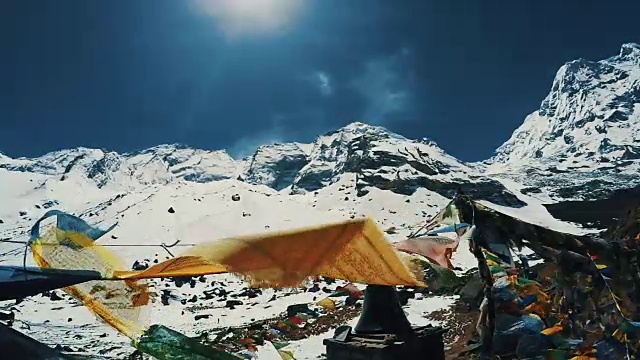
192;0;305;38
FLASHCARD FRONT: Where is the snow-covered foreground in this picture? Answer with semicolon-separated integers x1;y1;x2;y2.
0;173;478;358
5;278;457;359
0;154;597;359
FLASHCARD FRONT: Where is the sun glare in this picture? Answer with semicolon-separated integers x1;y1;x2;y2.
192;0;305;38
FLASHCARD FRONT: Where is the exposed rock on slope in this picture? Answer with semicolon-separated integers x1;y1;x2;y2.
0;124;524;207
290;123;524;206
241;143;309;191
0;144;241;189
2;44;640;214
487;43;640;202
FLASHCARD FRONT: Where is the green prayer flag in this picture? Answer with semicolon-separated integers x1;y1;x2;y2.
135;325;242;360
546;349;569;360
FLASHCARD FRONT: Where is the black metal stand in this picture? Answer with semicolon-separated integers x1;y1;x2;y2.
323;285;448;360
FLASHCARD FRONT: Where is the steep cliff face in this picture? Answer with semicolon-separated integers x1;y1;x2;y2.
0;123;524;206
2;44;639;212
289;122;524;206
241;143;310;190
491;44;640;169
486;43;640;202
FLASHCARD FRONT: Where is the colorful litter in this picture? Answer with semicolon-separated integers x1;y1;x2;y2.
3;193;640;359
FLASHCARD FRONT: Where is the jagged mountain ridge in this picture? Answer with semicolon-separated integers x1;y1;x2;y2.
0;145;242;189
0;122;524;207
287;123;523;206
486;43;640;202
3;43;640;213
240;142;311;191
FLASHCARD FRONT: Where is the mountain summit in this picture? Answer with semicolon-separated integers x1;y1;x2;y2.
0;121;523;206
491;43;640;168
2;44;639;207
487;43;640;201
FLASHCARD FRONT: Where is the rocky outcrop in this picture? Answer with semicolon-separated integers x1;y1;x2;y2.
486;43;640;203
4;45;640;208
289;123;524;206
241;143;309;190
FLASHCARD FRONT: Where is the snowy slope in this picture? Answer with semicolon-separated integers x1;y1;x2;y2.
2;46;639;206
290;122;524;206
0;144;241;191
0;151;588;359
0;122;525;207
0;172;467;359
486;43;640;201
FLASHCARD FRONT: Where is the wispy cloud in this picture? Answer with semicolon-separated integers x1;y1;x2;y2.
351;49;414;124
304;71;333;97
227;119;286;158
190;0;306;39
315;71;333;96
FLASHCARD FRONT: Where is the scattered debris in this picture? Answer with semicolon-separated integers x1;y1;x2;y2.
132;261;148;271
42;200;59;209
385;226;398;234
0;311;15;326
49;291;64;301
226;300;243;309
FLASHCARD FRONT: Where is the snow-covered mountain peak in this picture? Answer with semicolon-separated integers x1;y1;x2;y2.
236;123;524;204
325;121;407;142
130;143;191;155
0;144;242;189
282;122;524;206
619;42;640;60
486;44;640;201
127;143;233;162
0;147;106;175
241;142;310;191
337;121;378;131
490;43;640;168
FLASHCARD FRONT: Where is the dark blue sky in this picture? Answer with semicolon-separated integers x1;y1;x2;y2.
2;0;639;161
